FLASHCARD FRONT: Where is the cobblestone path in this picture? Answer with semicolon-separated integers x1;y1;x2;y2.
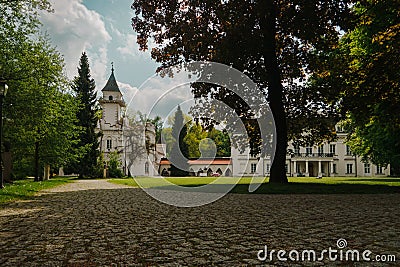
0;179;399;266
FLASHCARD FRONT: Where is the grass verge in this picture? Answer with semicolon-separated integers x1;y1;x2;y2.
0;177;72;205
109;176;400;194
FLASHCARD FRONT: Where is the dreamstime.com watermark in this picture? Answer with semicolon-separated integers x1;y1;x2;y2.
257;238;397;263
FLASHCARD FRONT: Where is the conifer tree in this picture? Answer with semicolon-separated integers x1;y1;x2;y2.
71;52;100;178
170;105;189;177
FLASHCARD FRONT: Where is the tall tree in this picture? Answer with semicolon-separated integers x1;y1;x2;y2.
311;0;400;174
131;0;355;183
71;53;100;178
170;106;189;176
1;0;81;181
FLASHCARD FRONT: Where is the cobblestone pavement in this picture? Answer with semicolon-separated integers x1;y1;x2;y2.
0;179;399;266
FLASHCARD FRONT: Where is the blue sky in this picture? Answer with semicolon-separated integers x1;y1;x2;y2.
40;0;226;121
41;0;158;86
39;0;180;117
82;0;159;86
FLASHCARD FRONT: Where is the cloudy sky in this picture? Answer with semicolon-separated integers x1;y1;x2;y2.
39;0;190;120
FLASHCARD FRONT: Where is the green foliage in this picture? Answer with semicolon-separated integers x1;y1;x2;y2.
161;127;174;157
1;1;81;179
0;177;71;204
107;152;123;178
70;53;101;178
163;112;231;159
311;0;400;172
131;0;356;183
170;106;189;176
184;123;231;158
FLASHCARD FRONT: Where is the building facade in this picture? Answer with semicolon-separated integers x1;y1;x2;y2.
231;127;390;177
98;66;126;161
97;67;389;178
159;126;390;177
97;67;162;176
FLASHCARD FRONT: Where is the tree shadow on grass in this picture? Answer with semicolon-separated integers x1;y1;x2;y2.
152;182;400;194
341;178;400;183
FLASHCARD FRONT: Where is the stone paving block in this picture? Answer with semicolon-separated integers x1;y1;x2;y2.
0;180;398;266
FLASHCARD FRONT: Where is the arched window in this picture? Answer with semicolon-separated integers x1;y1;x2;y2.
106;138;112;150
225;168;232;177
109;95;113;101
145;162;149;174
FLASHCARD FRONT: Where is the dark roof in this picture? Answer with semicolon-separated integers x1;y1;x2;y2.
102;67;121;92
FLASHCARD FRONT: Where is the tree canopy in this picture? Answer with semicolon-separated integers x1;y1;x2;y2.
1;0;81;180
131;0;356;182
310;0;400;174
70;53;101;178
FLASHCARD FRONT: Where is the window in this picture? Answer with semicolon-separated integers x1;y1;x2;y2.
285;164;288;173
346;164;353;174
266;163;271;173
337;125;344;132
329;144;336;155
333;164;337;174
364;163;370;174
106;139;112;150
306;147;312;155
294;146;300;155
376;166;383;174
251;163;257;173
346;145;352;155
318;145;324;155
109;95;113;101
145;162;149;174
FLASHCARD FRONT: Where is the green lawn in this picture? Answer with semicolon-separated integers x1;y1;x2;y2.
0;177;72;205
109;176;400;194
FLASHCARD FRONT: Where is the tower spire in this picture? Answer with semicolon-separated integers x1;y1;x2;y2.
102;62;121;92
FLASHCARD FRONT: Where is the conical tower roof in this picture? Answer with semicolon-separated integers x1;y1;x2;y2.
102;63;121;92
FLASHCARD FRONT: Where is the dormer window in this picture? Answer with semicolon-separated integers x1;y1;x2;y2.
109;95;113;101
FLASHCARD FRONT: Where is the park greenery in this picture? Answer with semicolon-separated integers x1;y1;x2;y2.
1;0;81;181
131;0;399;181
110;176;400;194
0;0;399;185
162;107;231;159
67;53;102;179
0;177;71;204
310;1;400;174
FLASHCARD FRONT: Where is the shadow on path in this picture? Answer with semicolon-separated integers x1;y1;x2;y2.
0;181;399;266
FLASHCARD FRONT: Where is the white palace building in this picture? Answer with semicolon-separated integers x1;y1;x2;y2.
98;67;390;178
229;129;390;177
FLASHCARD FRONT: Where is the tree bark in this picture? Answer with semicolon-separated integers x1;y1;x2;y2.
34;141;40;182
260;0;288;183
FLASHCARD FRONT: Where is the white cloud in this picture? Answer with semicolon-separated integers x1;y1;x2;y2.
40;0;111;83
115;31;156;60
117;33;139;58
124;72;195;120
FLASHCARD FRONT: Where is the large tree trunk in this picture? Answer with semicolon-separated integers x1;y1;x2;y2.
34;141;40;182
260;1;288;183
